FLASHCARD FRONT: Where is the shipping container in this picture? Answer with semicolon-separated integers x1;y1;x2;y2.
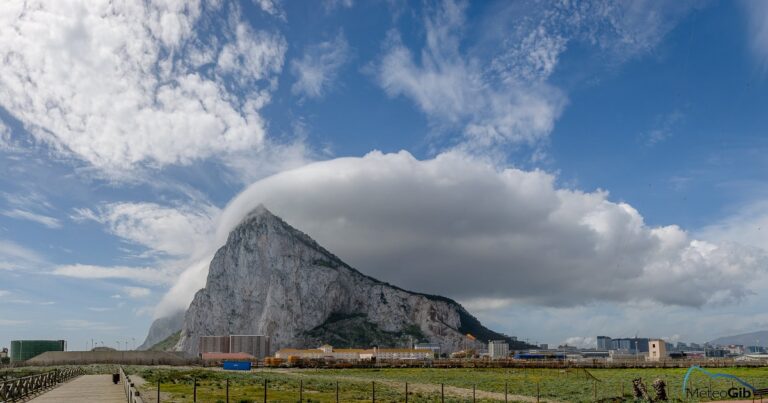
11;340;66;362
222;360;252;371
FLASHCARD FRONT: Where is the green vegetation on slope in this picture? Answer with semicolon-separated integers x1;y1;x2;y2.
148;330;181;351
302;313;426;348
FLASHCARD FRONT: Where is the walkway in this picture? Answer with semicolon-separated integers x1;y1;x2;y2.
28;374;125;403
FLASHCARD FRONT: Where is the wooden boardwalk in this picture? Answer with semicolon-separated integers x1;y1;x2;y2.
28;374;125;402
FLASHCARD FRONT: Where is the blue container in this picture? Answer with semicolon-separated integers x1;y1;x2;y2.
223;361;252;371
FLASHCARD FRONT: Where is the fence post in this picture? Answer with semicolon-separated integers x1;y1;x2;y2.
193;377;197;403
372;381;375;403
157;379;160;403
441;383;444;403
593;379;596;402
405;382;408;403
473;384;476;403
226;379;229;403
505;381;508;403
264;378;267;403
299;379;302;403
537;382;540;403
336;381;339;403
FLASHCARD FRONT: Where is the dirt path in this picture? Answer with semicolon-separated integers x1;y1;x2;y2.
260;368;561;402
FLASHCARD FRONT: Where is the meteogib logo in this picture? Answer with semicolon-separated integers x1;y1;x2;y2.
682;366;766;400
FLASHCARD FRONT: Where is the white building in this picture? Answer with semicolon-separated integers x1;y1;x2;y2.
275;345;433;361
488;340;509;359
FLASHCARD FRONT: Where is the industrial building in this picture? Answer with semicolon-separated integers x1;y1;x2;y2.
488;340;509;359
198;335;270;359
11;340;66;362
274;345;433;361
414;342;441;356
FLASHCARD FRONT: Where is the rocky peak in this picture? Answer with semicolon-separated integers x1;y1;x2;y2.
173;205;524;355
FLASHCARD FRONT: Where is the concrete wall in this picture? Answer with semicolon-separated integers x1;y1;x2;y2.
25;351;199;366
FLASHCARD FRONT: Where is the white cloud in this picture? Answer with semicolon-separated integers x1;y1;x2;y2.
2;209;62;229
743;1;768;70
376;0;567;152
123;286;151;299
74;202;218;258
88;307;112;312
0;1;286;174
0;290;9;297
154;151;767;316
253;0;285;19
52;264;172;285
291;32;350;99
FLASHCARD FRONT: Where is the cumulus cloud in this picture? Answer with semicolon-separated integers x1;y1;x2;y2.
0;1;286;174
291;32;350;99
2;209;62;229
73;202;218;258
156;151;767;315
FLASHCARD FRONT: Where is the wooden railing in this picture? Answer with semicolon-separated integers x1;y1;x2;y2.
119;366;144;403
0;367;83;402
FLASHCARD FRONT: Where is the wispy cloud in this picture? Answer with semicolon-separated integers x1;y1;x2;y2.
2;208;62;229
376;0;566;154
642;110;685;146
0;240;46;271
73;202;218;258
743;1;768;71
0;319;29;326
52;264;172;285
375;0;699;155
57;319;123;332
291;31;350;100
123;286;151;299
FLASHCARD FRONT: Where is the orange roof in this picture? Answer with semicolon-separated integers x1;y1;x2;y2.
201;352;254;360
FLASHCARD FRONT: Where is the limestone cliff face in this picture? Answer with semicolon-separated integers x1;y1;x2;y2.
176;205;517;355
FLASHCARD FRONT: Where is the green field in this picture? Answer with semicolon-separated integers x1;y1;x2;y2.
125;365;768;402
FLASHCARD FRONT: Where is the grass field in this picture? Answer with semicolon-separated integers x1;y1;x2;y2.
125;365;768;402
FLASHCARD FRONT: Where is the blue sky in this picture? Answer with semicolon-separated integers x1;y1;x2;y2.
1;0;768;350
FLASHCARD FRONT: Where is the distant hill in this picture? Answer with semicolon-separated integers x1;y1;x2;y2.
710;330;768;347
138;310;185;350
